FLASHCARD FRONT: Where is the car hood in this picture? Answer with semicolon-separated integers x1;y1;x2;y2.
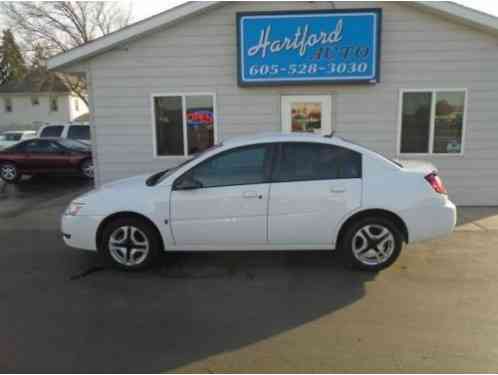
100;174;151;190
74;174;151;206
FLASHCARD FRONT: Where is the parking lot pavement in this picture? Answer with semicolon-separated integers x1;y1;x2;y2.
1;182;498;372
0;175;92;228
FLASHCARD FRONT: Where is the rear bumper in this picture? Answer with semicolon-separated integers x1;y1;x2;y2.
61;214;103;251
403;198;457;243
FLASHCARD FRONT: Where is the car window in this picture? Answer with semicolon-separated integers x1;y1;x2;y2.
67;126;90;140
4;133;22;141
40;126;64;138
183;144;271;188
24;140;63;153
58;139;90;152
275;142;362;182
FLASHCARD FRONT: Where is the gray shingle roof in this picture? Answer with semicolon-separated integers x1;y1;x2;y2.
0;71;72;94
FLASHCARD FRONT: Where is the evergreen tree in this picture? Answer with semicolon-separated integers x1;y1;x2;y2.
0;29;27;85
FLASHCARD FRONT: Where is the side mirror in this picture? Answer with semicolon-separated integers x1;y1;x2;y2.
174;175;203;190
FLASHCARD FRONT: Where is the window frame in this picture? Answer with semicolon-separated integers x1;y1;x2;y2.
173;143;275;190
49;96;59;112
39;125;64;138
397;88;468;156
272;142;363;183
150;93;218;159
67;125;90;140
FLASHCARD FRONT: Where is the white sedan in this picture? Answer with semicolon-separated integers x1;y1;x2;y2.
0;130;36;150
62;133;456;271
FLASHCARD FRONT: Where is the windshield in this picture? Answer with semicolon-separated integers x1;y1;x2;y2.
58;139;90;152
146;143;223;186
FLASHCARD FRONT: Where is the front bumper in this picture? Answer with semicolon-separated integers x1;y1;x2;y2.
61;214;104;251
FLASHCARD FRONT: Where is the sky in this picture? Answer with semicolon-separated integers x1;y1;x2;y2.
128;0;498;22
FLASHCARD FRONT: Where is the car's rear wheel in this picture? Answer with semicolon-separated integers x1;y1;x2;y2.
100;217;161;270
341;217;403;271
80;159;94;179
0;162;21;183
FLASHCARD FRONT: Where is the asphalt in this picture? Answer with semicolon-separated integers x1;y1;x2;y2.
1;177;498;372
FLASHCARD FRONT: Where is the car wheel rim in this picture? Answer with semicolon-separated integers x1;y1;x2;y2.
108;226;150;267
1;165;16;181
82;162;94;178
352;224;395;266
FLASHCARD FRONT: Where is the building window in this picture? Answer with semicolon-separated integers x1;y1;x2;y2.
31;96;40;106
4;97;12;112
49;96;58;112
74;99;79;111
153;94;216;157
399;89;466;155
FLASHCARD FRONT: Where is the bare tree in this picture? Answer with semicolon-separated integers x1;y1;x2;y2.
0;1;132;104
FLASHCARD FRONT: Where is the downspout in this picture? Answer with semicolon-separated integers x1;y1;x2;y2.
86;63;101;187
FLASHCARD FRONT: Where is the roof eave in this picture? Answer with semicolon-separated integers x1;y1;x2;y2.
48;1;498;72
411;1;498;36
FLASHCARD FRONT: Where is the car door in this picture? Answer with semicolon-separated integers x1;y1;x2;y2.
268;142;362;247
170;143;273;247
24;140;71;172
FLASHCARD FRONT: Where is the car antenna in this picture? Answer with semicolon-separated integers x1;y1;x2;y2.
324;131;335;138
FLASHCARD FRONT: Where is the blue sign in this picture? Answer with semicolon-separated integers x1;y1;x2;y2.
237;9;381;86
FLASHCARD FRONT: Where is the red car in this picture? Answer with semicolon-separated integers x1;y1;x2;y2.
0;138;93;183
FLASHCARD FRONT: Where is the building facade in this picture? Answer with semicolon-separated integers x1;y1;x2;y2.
0;72;88;131
49;1;498;205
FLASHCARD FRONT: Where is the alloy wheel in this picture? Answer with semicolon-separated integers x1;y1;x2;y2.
352;224;395;266
82;161;94;178
108;226;150;267
1;164;17;181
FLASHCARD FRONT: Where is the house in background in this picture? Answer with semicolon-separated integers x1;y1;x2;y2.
0;71;88;131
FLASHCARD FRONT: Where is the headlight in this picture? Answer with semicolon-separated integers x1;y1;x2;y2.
65;201;86;216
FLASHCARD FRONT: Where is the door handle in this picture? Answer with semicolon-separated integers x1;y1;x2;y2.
243;191;260;199
330;187;346;193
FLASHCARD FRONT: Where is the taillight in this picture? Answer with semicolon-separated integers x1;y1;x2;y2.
425;172;447;194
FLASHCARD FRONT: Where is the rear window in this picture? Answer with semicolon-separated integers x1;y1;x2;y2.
275;143;362;182
40;126;64;138
67;126;90;140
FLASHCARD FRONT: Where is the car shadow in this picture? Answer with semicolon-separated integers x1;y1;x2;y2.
53;250;377;372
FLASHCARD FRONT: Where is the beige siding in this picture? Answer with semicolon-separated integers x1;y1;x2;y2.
0;95;73;130
88;1;498;205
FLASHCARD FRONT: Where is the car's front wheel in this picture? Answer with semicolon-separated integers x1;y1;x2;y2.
100;217;161;270
0;162;21;183
341;217;403;271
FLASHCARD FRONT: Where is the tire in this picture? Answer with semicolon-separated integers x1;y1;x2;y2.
100;217;161;271
0;162;21;183
80;159;94;179
340;216;403;271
